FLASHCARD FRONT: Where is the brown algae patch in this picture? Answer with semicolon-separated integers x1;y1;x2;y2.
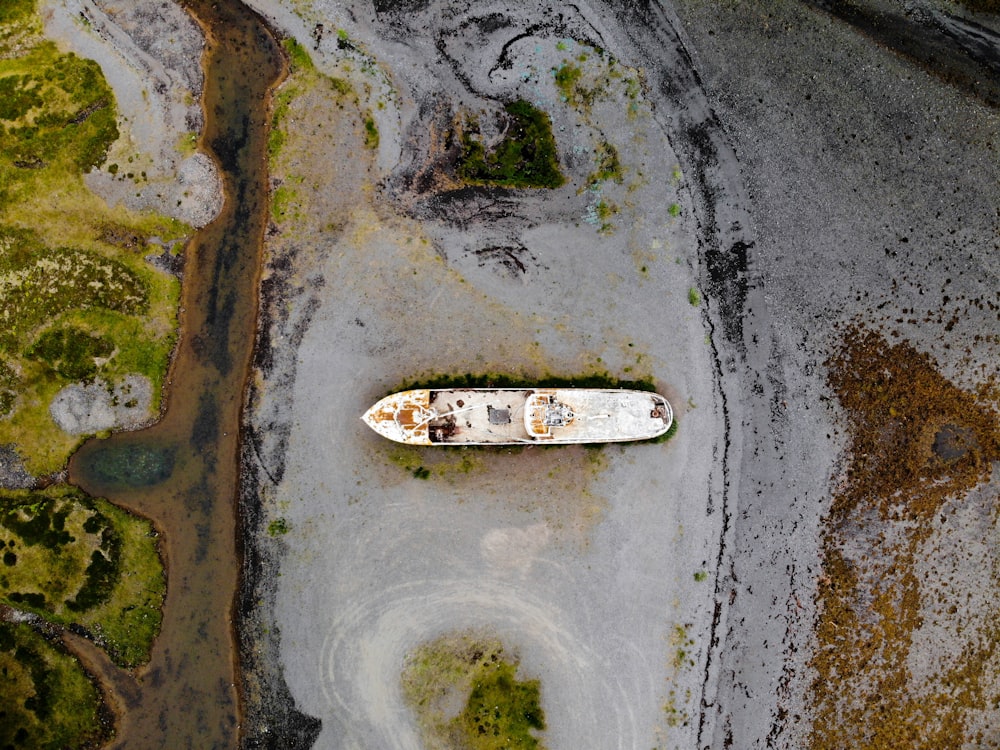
401;630;546;750
810;325;1000;749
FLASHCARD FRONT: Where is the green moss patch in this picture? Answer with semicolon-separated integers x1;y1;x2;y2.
388;444;482;480
554;62;589;108
0;619;108;750
0;358;18;416
0;242;147;349
588;141;623;185
401;631;546;750
0;43;119;181
458;101;564;189
395;370;658;393
0;0;37;24
0;486;165;668
25;326;114;381
281;37;315;75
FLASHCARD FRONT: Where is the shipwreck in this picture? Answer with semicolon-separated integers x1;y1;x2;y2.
362;388;673;445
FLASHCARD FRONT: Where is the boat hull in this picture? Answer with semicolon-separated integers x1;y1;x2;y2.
361;388;672;445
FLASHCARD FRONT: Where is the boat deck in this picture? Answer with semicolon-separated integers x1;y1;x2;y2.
362;388;672;445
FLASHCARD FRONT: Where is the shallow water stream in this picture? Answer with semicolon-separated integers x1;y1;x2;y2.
68;1;283;746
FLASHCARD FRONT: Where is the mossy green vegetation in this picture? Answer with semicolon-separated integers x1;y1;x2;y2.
267;517;289;536
458;100;564;189
396;370;658;393
0;0;38;25
589;141;623;185
0;237;148;349
281;36;315;74
0;46;118;177
402;631;546;750
0;7;187;474
363;115;379;149
388;443;482;480
270;184;301;222
0;619;108;750
554;62;589;108
0;358;18;415
594;198;618;234
461;661;545;749
0;486;165;668
26;326;115;381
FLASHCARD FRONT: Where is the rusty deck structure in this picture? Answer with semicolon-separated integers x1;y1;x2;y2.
362;388;673;445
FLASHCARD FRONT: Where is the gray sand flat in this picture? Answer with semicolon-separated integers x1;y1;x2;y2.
34;0;990;745
241;0;1000;747
241;1;728;747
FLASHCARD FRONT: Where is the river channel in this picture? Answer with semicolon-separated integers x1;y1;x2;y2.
67;1;283;746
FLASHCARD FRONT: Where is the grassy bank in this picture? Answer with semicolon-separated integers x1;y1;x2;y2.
0;0;187;476
0;0;184;740
0;619;110;750
0;485;165;668
402;631;546;749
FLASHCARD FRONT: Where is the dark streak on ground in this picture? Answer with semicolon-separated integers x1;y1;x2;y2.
804;0;1000;108
590;2;762;744
238;234;329;747
237;451;323;749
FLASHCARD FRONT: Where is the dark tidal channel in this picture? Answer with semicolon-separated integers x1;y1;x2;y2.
68;1;283;746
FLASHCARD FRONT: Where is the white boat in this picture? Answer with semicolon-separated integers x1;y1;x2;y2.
361;388;672;445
